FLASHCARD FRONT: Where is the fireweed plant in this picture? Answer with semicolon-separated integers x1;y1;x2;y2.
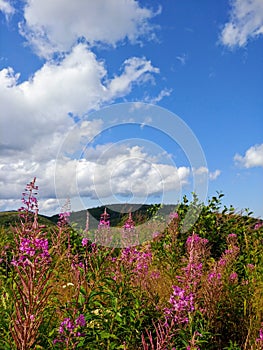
10;178;53;349
0;179;262;349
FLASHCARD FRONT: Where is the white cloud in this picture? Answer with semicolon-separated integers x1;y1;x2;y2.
108;57;159;98
19;0;160;57
209;169;221;180
0;43;160;211
73;144;190;199
0;44;158;154
234;143;263;168
220;0;263;48
145;88;172;104
0;1;170;215
39;198;60;214
0;199;22;212
193;167;221;181
0;0;15;17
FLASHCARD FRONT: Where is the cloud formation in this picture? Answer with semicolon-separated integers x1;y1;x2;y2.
70;144;190;199
0;42;161;212
0;44;159;152
220;0;263;48
19;0;159;57
234;143;263;168
0;0;214;215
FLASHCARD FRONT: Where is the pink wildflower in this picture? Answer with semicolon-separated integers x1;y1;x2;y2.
82;238;88;247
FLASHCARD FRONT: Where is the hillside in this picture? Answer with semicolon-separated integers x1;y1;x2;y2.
0;211;56;228
0;203;177;230
2;203;261;232
60;203;177;230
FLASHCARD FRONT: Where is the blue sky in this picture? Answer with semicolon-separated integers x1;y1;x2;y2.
0;0;262;218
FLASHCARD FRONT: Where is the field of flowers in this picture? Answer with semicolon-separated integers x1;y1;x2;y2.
0;178;262;350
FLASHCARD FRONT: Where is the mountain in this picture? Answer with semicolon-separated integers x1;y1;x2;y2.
0;204;177;230
51;203;177;230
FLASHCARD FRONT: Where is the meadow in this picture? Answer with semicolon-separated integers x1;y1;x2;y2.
0;178;262;350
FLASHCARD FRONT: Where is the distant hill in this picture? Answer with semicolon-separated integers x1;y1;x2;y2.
0;211;56;228
51;203;178;230
0;204;177;230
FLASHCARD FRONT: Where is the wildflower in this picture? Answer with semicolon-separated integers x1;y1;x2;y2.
178;233;208;291
82;237;88;247
15;237;50;266
218;258;226;266
164;286;195;326
10;178;53;350
78;262;84;268
186;234;209;260
18;177;38;216
123;212;135;230
229;272;238;283
98;208;110;228
57;198;71;227
71;260;84;270
58;211;71;227
256;325;263;343
226;233;239;247
254;222;263;230
19;238;35;256
75;314;86;327
247;263;255;271
59;318;75;334
208;272;222;281
169;212;178;220
150;270;160;279
228;233;237;238
56;314;86;345
152;231;160;239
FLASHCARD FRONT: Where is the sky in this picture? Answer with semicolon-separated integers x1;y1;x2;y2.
0;0;262;218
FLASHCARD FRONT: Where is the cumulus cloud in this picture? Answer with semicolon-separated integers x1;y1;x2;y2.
0;0;14;17
55;144;191;200
19;0;160;57
234;143;263;168
0;43;159;153
220;0;263;48
0;43;160;211
0;142;190;214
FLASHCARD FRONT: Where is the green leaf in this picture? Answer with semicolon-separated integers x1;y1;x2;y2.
100;331;118;339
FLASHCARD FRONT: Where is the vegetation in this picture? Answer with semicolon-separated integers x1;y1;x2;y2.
0;178;262;349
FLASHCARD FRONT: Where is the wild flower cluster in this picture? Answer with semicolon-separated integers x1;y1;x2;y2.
0;179;262;350
121;245;152;276
54;314;86;346
11;237;50;267
164;286;195;326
